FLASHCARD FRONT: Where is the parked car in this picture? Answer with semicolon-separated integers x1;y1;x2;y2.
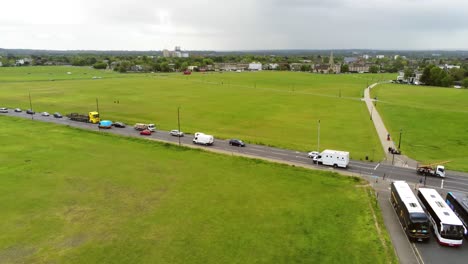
0;107;8;113
170;130;184;137
140;129;152;136
14;108;22;112
112;122;126;128
42;112;50;116
53;112;63;118
229;139;245;147
307;151;320;158
26;109;35;115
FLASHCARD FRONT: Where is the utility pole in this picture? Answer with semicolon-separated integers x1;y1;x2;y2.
317;120;320;152
28;91;33;120
370;105;373;120
398;129;402;150
177;106;181;146
96;98;100;130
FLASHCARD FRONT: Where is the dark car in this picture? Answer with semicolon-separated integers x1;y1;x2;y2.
112;122;126;128
53;112;63;118
26;109;35;115
140;129;152;136
229;139;246;147
14;108;22;112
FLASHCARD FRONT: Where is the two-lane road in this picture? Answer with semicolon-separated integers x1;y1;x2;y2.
3;110;468;193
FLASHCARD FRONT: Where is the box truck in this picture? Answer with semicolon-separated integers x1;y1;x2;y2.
313;149;350;168
193;132;214;146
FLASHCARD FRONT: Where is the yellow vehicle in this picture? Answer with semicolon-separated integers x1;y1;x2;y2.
88;111;100;123
67;111;100;124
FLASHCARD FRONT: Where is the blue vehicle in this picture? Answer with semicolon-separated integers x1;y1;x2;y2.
98;120;113;129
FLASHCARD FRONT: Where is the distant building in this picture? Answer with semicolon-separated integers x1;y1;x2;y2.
0;61;2;67
248;62;262;71
362;54;370;60
438;64;460;71
265;63;279;70
348;63;370;73
344;57;359;64
162;46;189;58
214;63;248;71
130;65;144;72
289;63;302;71
376;55;385;59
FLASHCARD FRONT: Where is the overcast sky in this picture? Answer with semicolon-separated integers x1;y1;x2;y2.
1;0;467;51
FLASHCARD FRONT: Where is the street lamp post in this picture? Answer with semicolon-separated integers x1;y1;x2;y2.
370;105;373;120
177;106;181;146
96;98;100;130
398;129;402;150
317;120;320;152
28;91;33;120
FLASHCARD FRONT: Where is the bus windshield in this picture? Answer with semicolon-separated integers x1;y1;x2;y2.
441;224;464;239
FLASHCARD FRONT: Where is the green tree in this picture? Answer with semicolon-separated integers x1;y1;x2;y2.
404;68;414;79
369;65;380;73
300;64;311;72
160;62;171;72
340;64;349;73
462;77;468;88
449;68;466;81
93;62;108;69
180;62;189;71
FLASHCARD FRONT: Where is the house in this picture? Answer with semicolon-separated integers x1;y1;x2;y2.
289;63;302;71
188;66;198;71
344;57;359;64
348;63;370;73
248;62;262;71
362;54;370;60
376;55;385;59
130;65;144;72
214;63;248;71
265;63;279;70
313;64;331;73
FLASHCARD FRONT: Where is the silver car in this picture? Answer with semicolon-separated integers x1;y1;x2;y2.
0;107;8;113
42;112;50;116
170;130;184;137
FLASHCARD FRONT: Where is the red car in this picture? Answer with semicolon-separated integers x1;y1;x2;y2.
140;129;152;136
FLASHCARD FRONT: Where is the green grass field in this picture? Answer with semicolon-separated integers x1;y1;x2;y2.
0;116;396;263
0;67;394;161
372;84;468;171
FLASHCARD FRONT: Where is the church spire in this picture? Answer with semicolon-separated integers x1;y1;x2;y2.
329;51;334;67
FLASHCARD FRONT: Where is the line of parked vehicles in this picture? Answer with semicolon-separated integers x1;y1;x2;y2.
0;107;63;118
4;109;247;148
3;107;347;164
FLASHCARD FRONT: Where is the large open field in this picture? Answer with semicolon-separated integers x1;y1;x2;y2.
371;84;468;171
0;67;394;161
0;116;396;263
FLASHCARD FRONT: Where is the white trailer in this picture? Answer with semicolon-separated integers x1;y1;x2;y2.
313;149;350;168
193;132;214;146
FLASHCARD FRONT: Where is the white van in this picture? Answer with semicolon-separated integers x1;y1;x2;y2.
313;149;349;168
193;132;214;146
